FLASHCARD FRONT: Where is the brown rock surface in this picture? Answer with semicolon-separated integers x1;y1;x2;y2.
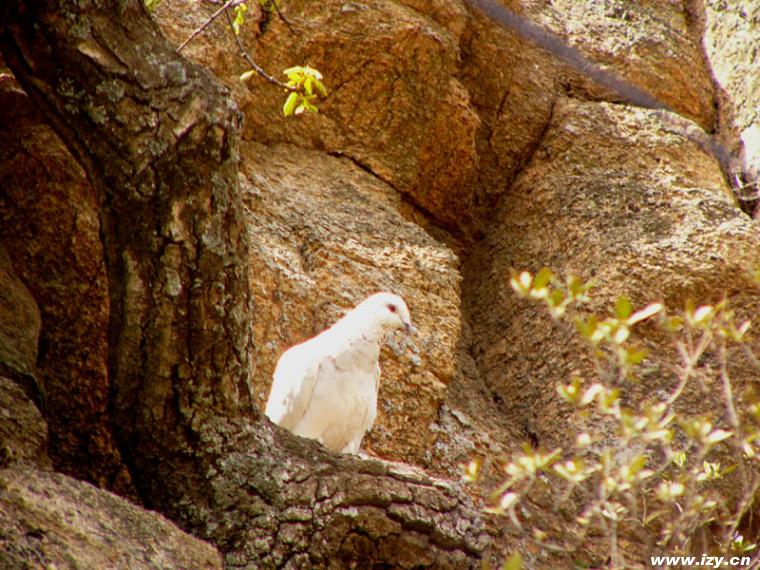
0;78;134;497
0;243;40;387
0;467;222;570
466;98;754;447
546;0;716;127
159;0;482;228
0;377;51;470
702;1;760;183
155;0;719;233
242;142;463;464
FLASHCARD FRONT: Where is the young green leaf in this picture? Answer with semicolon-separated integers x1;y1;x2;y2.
503;552;523;570
232;3;248;35
533;267;553;290
616;296;633;319
283;91;299;117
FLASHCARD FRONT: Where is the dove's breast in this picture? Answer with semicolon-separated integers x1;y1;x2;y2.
292;338;381;453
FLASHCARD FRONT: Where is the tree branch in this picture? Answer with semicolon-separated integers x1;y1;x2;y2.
223;6;296;91
176;0;243;52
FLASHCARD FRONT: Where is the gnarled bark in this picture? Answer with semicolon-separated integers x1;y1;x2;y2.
0;1;487;567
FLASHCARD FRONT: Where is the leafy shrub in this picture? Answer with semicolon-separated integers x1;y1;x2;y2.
466;269;759;568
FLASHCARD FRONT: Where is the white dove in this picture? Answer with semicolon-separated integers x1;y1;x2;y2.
265;292;413;454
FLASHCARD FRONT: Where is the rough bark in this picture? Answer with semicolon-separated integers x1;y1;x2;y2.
0;1;486;567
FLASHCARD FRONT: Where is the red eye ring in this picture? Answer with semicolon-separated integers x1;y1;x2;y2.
387;303;397;313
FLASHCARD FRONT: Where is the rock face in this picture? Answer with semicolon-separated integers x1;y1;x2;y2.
701;1;760;189
241;142;463;463
2;0;759;567
0;243;50;470
0;77;134;497
158;0;752;463
0;376;51;470
0;243;40;397
0;468;222;570
466;97;757;448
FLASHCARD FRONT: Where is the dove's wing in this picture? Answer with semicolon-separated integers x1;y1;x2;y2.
340;362;380;454
265;341;323;430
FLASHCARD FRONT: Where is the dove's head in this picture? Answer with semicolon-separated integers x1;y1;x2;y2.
359;292;413;335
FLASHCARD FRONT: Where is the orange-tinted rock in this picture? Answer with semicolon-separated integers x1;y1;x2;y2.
0;79;135;498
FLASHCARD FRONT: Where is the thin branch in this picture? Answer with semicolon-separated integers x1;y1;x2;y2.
723;475;760;547
719;340;741;431
223;7;297;91
269;0;297;35
666;332;711;407
177;0;242;52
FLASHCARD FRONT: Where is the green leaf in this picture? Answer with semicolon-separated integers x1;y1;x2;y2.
503;552;523;570
240;69;256;82
232;3;247;35
533;267;553;289
616;296;633;319
313;78;328;96
548;288;565;307
301;98;319;113
575;315;599;342
662;315;684;332
628;454;647;475
282;92;299;117
302;65;323;80
304;76;314;95
625;346;648;366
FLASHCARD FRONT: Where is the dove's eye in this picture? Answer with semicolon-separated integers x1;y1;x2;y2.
386;303;397;314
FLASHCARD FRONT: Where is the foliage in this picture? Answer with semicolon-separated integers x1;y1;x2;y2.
231;2;247;35
232;3;328;117
280;66;328;116
173;0;328;117
467;269;760;568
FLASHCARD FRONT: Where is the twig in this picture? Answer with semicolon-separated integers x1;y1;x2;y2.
719;340;741;431
718;338;753;494
723;476;760;546
269;0;297;35
224;7;297;91
177;0;242;52
666;332;711;407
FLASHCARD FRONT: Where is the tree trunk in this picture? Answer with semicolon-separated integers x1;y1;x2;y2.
0;1;487;567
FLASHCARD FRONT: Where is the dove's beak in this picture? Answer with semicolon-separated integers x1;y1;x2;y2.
404;322;414;335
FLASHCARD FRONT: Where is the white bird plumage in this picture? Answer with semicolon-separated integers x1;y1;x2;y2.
265;292;413;454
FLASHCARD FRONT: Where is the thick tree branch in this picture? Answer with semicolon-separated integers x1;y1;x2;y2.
0;1;487;567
